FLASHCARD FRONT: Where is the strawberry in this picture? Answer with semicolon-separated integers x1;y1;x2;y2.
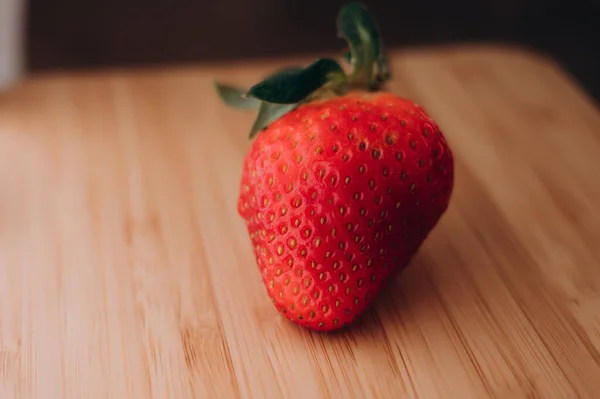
215;2;454;331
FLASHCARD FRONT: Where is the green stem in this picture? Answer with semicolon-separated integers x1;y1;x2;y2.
213;2;392;139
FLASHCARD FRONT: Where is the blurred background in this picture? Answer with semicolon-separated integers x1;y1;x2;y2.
2;0;600;102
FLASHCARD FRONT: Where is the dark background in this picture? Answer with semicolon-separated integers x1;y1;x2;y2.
26;0;600;103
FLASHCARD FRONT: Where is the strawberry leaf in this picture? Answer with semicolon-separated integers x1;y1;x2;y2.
336;2;384;87
248;102;298;138
246;58;347;104
214;82;261;110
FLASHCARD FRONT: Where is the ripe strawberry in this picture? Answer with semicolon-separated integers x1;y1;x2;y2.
215;2;454;331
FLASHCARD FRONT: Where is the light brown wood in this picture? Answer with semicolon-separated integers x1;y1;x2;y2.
0;44;599;399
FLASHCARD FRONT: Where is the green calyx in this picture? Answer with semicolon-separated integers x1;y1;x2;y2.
214;2;391;138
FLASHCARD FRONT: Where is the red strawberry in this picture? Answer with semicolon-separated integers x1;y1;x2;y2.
215;2;454;331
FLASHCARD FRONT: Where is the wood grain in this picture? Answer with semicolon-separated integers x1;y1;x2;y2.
0;44;599;399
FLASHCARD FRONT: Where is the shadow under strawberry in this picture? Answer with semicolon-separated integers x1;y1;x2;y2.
306;250;437;337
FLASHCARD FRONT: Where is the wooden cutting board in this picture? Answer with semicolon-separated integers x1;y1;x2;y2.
0;44;599;399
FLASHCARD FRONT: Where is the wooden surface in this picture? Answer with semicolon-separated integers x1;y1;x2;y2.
0;44;599;399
